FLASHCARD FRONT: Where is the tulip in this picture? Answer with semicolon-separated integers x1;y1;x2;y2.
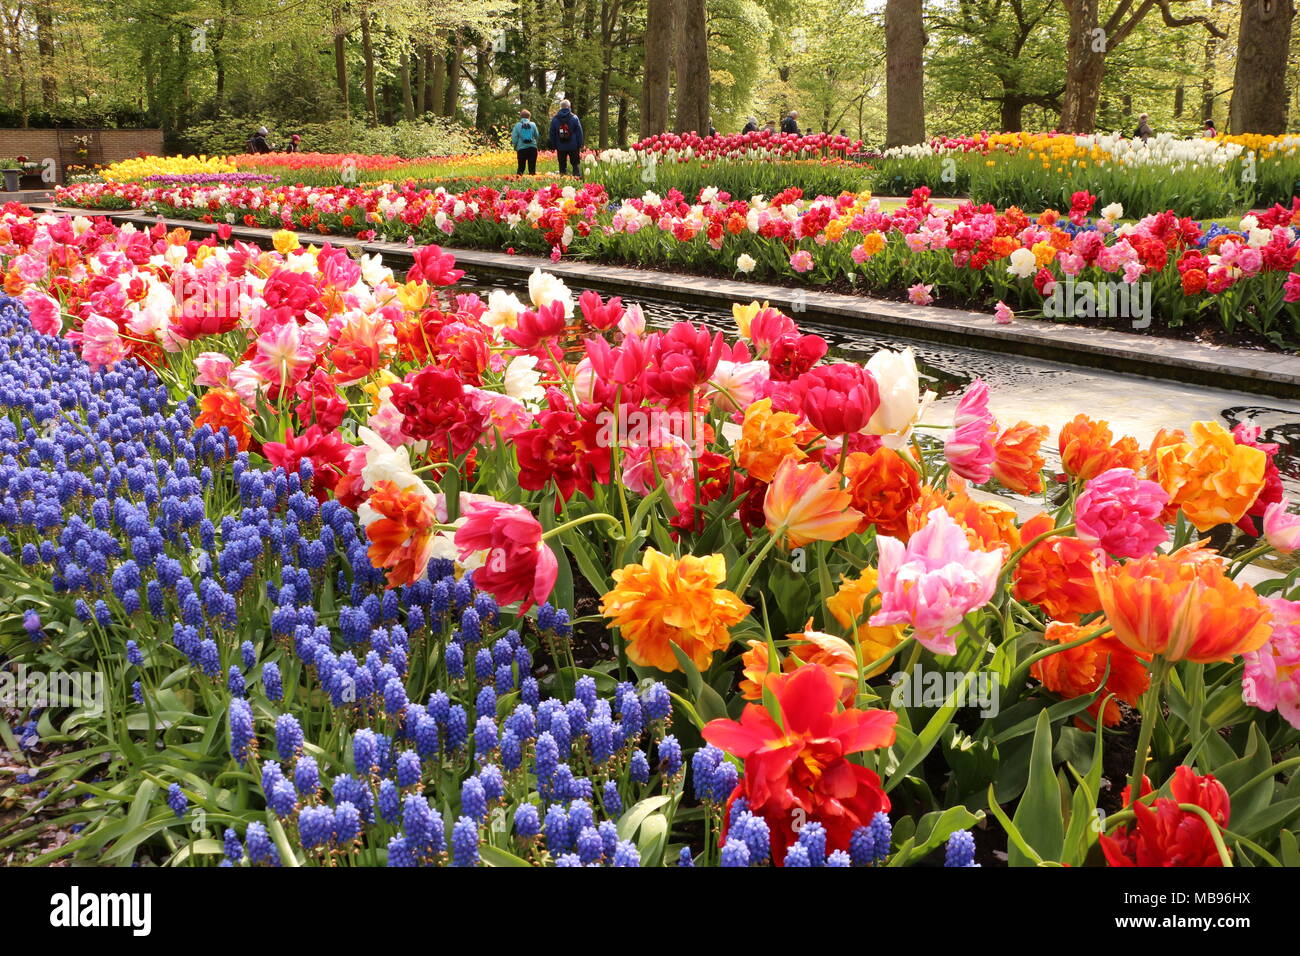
1264;499;1300;553
944;379;997;484
870;507;1003;655
1094;548;1272;664
864;347;929;441
1075;467;1170;559
454;500;558;612
763;458;862;549
792;362;879;438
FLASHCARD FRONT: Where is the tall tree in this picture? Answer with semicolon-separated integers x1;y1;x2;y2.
1058;0;1226;133
643;0;674;134
884;0;925;146
673;0;710;132
1230;0;1296;132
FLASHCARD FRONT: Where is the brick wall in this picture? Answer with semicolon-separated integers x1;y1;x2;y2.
0;129;164;183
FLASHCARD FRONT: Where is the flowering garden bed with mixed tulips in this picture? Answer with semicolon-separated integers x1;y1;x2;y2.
1;202;1299;869
51;178;1300;347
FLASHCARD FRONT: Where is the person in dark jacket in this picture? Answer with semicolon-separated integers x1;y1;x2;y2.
511;109;540;174
249;126;271;154
549;100;584;177
1134;113;1154;142
287;134;302;153
741;116;759;134
780;111;799;135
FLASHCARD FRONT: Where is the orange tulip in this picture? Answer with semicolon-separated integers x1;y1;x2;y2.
195;386;252;452
1058;414;1142;481
1013;533;1103;623
907;477;1022;555
359;480;439;589
763;458;863;549
844;446;919;538
1154;420;1267;532
735;397;805;483
601;549;750;672
739;626;861;703
825;568;903;677
992;420;1049;495
1031;620;1150;727
1094;548;1273;663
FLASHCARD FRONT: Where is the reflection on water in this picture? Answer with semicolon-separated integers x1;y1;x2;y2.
463;280;1300;504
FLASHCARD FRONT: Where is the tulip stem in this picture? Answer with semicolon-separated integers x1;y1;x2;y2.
734;532;779;597
998;522;1076;585
1129;656;1172;805
1227;543;1272;577
541;512;620;540
1176;804;1233;867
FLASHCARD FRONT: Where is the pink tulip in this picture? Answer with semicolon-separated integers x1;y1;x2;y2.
194;351;234;387
454;500;557;612
1264;499;1300;553
1075;467;1170;559
68;314;127;371
870;508;1003;655
1242;597;1300;729
943;379;997;484
993;301;1014;324
250;320;314;388
907;283;934;306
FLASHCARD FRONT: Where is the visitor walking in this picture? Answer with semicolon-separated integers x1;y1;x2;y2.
741;116;758;134
781;111;800;135
1134;113;1154;142
287;134;302;153
550;100;584;177
1202;118;1217;138
511;109;540;175
248;126;271;154
763;120;776;134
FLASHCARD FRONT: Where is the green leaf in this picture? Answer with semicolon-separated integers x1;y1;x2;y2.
1008;709;1064;867
480;844;534;867
886;656;985;792
617;795;672;843
888;806;983;866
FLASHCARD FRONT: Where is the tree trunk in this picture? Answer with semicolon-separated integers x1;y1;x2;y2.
34;2;56;108
443;38;462;116
429;38;445;115
473;40;491;130
884;0;925;147
673;0;710;133
1059;0;1106;132
333;8;350;118
1000;97;1024;133
415;46;427;114
617;91;629;146
643;0;674;135
1230;0;1296;133
401;53;415;121
1200;0;1219;121
360;8;378;126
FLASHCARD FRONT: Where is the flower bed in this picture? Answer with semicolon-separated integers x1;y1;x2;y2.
1;204;1299;867
878;132;1300;219
51;179;1300;345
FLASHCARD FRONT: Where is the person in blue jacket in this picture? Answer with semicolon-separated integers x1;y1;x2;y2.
511;109;540;175
549;100;584;177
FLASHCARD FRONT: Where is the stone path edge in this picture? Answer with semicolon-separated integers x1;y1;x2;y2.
41;204;1300;399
